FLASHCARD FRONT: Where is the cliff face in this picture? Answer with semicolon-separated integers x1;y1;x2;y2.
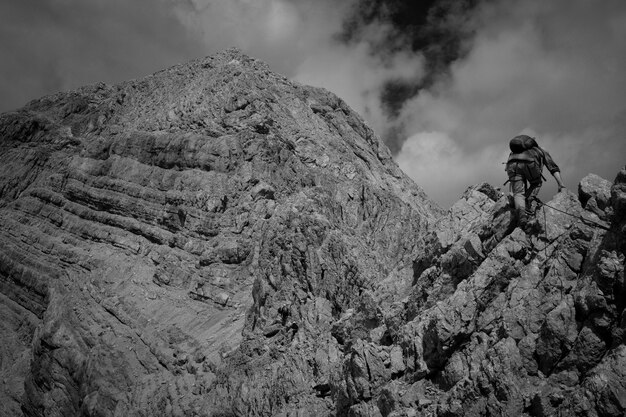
0;49;439;417
338;177;626;417
0;49;624;417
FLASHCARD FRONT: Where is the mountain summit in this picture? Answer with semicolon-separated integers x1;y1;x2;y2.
0;49;624;417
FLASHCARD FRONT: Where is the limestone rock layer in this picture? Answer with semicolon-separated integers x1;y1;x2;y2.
0;49;624;417
0;49;438;417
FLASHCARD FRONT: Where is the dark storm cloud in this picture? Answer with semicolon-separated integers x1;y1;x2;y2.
0;0;203;112
334;0;480;153
256;0;473;155
339;0;477;70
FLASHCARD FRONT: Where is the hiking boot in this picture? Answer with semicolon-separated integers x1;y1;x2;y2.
516;210;529;230
507;194;515;208
525;199;538;217
524;218;544;235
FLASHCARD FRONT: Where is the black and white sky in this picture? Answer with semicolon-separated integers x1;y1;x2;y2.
1;0;625;207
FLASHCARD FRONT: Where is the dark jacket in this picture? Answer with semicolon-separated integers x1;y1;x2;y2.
506;146;560;183
508;135;560;172
528;147;560;174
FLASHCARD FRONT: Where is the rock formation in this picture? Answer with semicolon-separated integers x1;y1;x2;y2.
0;49;624;417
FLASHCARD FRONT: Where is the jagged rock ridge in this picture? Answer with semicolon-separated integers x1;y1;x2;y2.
339;176;626;416
0;49;624;417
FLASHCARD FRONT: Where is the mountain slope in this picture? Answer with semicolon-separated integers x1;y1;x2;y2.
0;49;624;417
0;49;440;417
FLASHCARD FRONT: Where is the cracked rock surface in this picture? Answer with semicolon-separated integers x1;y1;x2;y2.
334;176;626;417
1;49;625;417
0;49;438;417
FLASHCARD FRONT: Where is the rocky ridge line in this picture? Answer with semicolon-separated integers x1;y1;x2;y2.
330;171;625;416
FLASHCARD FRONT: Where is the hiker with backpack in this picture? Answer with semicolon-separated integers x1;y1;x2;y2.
505;135;565;229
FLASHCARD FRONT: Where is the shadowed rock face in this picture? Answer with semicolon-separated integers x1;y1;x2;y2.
0;49;624;417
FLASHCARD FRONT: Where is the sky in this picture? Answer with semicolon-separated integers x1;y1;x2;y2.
1;0;625;207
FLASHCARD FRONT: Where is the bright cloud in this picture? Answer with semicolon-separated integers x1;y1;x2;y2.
396;131;509;205
397;0;626;206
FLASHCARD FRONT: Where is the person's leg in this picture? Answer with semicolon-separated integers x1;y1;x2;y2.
507;163;528;227
525;181;542;216
514;185;528;227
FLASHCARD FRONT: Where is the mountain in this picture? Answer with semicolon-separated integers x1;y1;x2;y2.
0;49;624;417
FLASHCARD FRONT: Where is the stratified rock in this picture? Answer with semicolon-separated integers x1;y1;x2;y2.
0;49;440;417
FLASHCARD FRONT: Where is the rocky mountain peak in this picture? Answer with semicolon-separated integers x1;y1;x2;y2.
0;50;624;417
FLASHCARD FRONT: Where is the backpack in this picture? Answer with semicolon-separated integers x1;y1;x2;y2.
506;135;545;183
509;135;538;153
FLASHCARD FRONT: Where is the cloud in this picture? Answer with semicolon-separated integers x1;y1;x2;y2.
0;0;203;112
2;0;624;209
169;0;426;135
2;0;425;136
293;41;425;136
169;0;352;75
396;0;626;206
396;131;508;206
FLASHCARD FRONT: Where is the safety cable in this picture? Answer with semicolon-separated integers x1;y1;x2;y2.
535;198;625;238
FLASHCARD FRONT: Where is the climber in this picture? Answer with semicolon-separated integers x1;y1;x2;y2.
505;135;565;229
